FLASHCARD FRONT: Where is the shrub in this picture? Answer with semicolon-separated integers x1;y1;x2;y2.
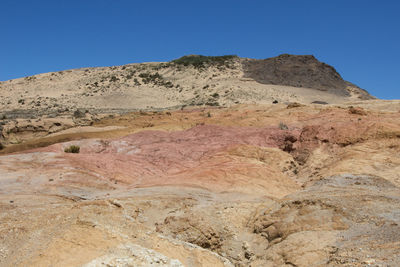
24;76;37;81
109;75;119;82
138;72;173;88
139;72;163;84
64;145;80;153
164;81;174;88
206;101;219;106
126;72;135;80
279;122;288;130
171;55;238;69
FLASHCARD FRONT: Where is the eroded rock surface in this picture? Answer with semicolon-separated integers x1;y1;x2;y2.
1;101;400;266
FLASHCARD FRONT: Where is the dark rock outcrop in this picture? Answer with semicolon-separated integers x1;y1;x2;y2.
242;54;373;98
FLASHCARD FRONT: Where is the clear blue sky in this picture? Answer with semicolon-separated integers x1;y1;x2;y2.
1;0;399;99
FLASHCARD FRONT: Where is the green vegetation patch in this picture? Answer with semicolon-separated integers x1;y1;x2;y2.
171;55;238;69
64;145;80;153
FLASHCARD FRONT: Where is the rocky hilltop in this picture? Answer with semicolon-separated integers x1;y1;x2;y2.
243;54;371;99
1;55;399;267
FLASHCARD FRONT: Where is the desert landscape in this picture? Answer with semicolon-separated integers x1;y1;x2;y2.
1;54;399;266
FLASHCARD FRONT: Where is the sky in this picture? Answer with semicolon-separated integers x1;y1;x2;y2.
1;0;399;99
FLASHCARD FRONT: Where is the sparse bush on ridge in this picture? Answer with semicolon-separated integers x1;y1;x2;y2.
24;76;36;81
64;145;80;153
171;55;238;69
152;63;170;71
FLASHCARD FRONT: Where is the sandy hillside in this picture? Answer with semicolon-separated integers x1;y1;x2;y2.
0;54;372;114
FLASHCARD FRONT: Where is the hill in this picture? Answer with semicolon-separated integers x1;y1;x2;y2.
0;54;373;116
